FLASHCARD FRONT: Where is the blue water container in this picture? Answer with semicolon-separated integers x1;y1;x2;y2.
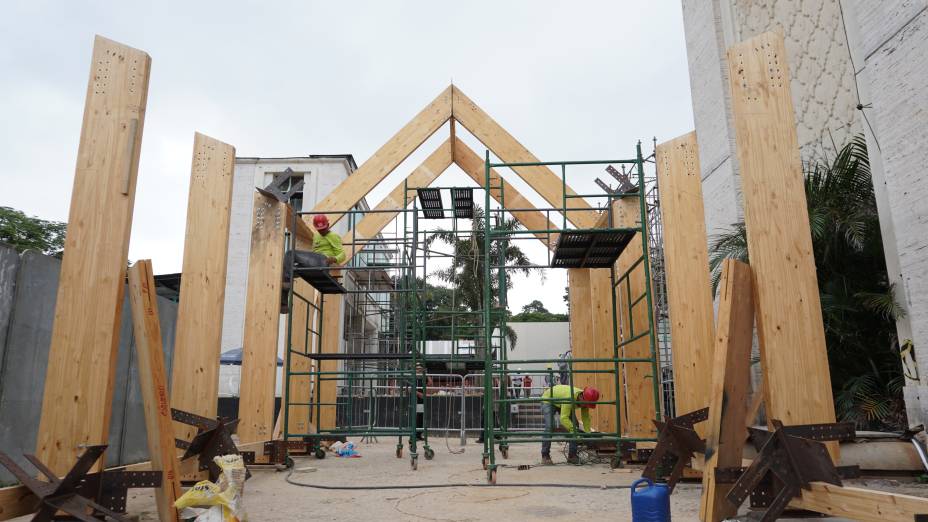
631;478;671;522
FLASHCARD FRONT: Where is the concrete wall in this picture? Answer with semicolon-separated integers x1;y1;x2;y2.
681;0;863;237
681;0;928;424
508;321;570;372
844;0;928;423
0;244;178;484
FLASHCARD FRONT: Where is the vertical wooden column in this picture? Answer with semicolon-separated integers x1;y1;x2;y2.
614;198;658;438
170;133;235;444
127;261;181;522
655;132;716;418
726;31;837;455
283;280;319;437
237;193;287;443
318;293;343;430
568;270;594;405
700;259;754;522
36;36;151;475
590;268;621;433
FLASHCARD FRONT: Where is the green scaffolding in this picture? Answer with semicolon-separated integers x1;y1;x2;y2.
280;144;662;477
478;142;661;483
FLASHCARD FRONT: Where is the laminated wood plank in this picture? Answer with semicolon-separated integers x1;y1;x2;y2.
790;482;928;522
613;198;657;438
127;261;181;522
340;139;453;263
655;131;715;418
36;35;151;475
726;31;837;456
313;87;452;224
568;269;594;415
237;193;287;443
590;267;622;433
170;133;235;445
699;259;754;522
453;137;560;250
283;280;319;437
318;293;343;430
0;486;37;520
450;87;597;229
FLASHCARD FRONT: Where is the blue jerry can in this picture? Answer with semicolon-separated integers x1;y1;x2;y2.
630;478;671;522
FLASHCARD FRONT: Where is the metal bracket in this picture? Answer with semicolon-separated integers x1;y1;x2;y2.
172;408;250;481
641;407;708;492
0;445;161;521
605;165;636;193
595;178;616;194
256;167;305;203
716;420;853;522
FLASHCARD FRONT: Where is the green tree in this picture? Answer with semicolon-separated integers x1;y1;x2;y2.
511;299;569;322
425;206;536;348
707;136;905;430
0;207;67;257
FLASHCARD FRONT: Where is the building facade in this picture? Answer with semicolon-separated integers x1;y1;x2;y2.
680;0;928;424
220;155;380;366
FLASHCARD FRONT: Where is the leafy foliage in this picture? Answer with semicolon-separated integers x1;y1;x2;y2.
425;206;538;348
707;136;906;430
0;207;67;257
510;299;568;322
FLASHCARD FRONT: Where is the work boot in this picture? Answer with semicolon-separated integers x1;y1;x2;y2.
541;455;554;466
566;455;580;465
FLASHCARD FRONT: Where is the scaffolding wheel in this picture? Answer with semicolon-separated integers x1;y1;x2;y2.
396;446;403;459
481;456;488;470
410;455;418;471
314;448;326;460
610;456;622;469
500;446;509;459
424;447;435;460
487;468;497;485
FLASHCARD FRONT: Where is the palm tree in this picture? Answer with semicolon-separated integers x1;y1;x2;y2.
707;136;906;429
424;206;536;348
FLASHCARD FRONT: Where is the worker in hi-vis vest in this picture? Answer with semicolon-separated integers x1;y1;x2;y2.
540;384;599;465
312;214;347;266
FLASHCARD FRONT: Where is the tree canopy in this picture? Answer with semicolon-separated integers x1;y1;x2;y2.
0;207;67;257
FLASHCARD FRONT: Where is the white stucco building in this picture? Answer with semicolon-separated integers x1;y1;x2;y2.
220;154;379;364
680;0;928;424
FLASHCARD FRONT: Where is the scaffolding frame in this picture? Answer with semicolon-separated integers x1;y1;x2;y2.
478;142;662;483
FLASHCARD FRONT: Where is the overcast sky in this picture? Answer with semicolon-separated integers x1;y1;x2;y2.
0;0;694;315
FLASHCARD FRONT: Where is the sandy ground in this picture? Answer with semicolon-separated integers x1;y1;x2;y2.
19;437;922;521
125;438;703;521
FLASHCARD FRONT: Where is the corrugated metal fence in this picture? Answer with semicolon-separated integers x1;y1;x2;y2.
0;243;178;485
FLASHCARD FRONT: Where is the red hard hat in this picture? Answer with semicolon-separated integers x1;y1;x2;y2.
581;386;600;409
313;214;330;231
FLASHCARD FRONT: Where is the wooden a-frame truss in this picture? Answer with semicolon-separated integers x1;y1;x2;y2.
239;85;620;442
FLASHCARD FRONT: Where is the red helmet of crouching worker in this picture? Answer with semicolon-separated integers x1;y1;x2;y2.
313;214;330;234
581;386;600;409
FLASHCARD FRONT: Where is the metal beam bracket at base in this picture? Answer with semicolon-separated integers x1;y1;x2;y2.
0;445;161;521
172;408;251;482
641;407;708;492
717;420;855;522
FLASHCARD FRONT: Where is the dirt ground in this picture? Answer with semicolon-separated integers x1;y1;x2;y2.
123;438;703;521
28;437;926;521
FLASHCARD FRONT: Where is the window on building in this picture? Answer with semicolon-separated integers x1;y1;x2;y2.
270;171;306;211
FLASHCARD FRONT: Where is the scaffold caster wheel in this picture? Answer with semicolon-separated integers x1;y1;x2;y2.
411;455;418;471
610;456;622;469
314;448;326;459
487;468;497;485
285;456;295;469
500;447;509;459
396;446;403;459
481;456;488;470
424;447;435;460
